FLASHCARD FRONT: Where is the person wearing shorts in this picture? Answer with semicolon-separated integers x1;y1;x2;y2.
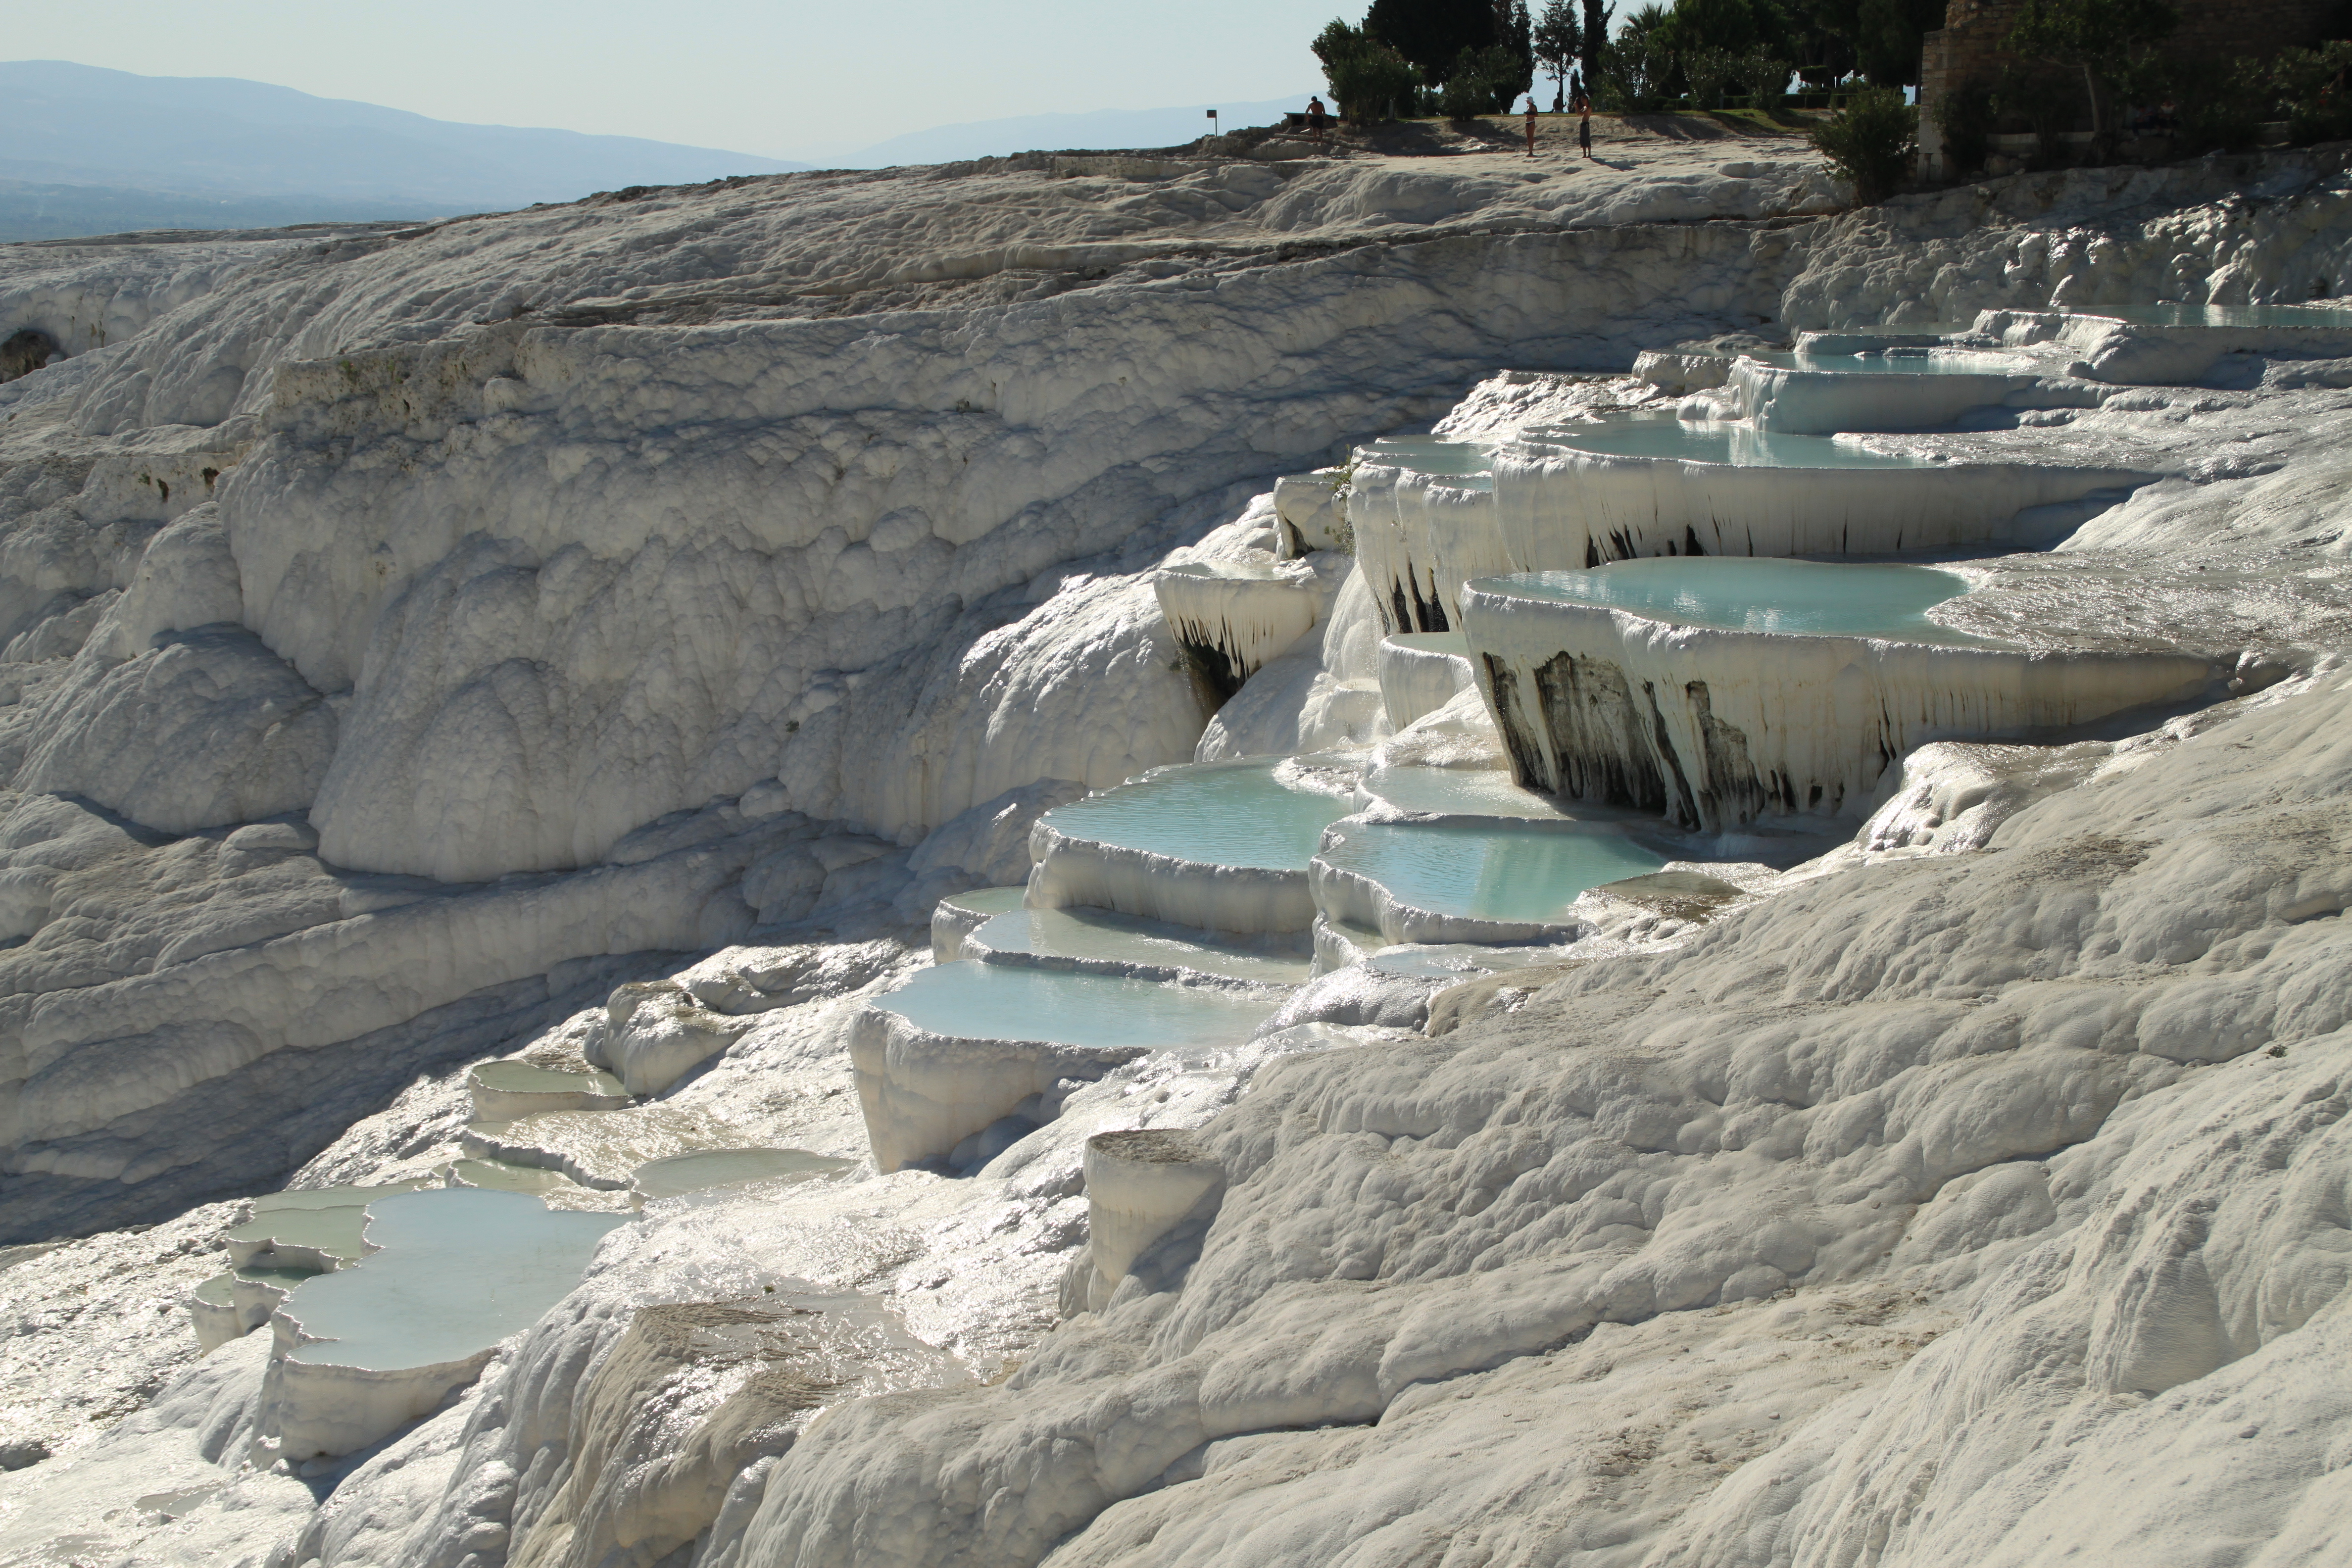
1307;96;1330;147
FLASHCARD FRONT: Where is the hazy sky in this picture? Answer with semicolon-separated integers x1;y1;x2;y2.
11;0;1340;159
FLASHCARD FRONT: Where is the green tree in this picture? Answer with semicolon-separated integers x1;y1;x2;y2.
1314;19;1423;120
1810;82;1917;199
1581;0;1616;97
2005;0;2181;152
1852;0;1947;85
1740;47;1793;106
1365;0;1499;80
1504;0;1537;100
1780;0;1857;86
1597;9;1677;108
1535;0;1583;107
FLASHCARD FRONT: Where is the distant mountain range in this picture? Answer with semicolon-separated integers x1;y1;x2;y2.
0;60;808;240
0;63;1321;243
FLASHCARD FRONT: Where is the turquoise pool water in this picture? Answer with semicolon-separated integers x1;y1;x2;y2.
971;906;1313;984
1358;765;1573;821
2104;302;2352;329
1741;349;2030;375
632;1148;857;1201
1039;759;1356;872
1361;437;1495;480
281;1189;624;1372
1320;821;1666;926
1525;417;1933;468
871;961;1281;1050
470;1061;627;1097
1472;558;1988;642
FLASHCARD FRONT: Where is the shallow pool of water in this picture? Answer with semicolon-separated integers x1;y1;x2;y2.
1360;437;1495;480
1525;417;1934;468
1358;765;1574;821
1320;821;1667;926
871;961;1281;1051
632;1148;857;1201
1473;558;1989;642
470;1061;627;1097
1039;758;1356;872
2102;302;2352;329
281;1189;625;1372
1741;348;2031;375
972;906;1313;984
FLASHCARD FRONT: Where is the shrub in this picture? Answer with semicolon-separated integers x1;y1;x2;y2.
1992;64;2074;166
1932;79;1997;172
1439;42;1536;116
1739;49;1791;108
2135;55;2264;155
2269;41;2352;145
1594;32;1674;110
1683;45;1741;109
1810;85;1917;202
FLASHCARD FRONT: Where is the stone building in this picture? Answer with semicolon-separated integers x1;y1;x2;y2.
1918;0;2340;175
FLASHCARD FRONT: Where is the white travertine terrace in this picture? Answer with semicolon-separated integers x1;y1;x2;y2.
1713;351;2055;433
13;136;2352;1568
1488;436;2143;578
1376;630;1476;729
1078;1128;1226;1312
1150;558;1322;697
1460;572;2218;831
848;990;1148;1173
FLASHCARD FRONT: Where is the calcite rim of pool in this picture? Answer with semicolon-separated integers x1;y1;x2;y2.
1464;558;2000;646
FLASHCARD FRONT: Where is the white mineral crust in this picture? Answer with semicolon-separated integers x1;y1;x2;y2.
6;135;2352;1568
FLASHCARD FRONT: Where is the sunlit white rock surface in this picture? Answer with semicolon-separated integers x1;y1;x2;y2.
1464;559;2222;830
9;136;2352;1568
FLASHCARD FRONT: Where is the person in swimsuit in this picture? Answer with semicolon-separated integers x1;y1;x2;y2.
1307;96;1330;147
1525;96;1539;157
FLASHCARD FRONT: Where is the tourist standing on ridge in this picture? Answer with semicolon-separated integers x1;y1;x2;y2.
1524;96;1538;157
1307;95;1330;147
1577;99;1593;159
